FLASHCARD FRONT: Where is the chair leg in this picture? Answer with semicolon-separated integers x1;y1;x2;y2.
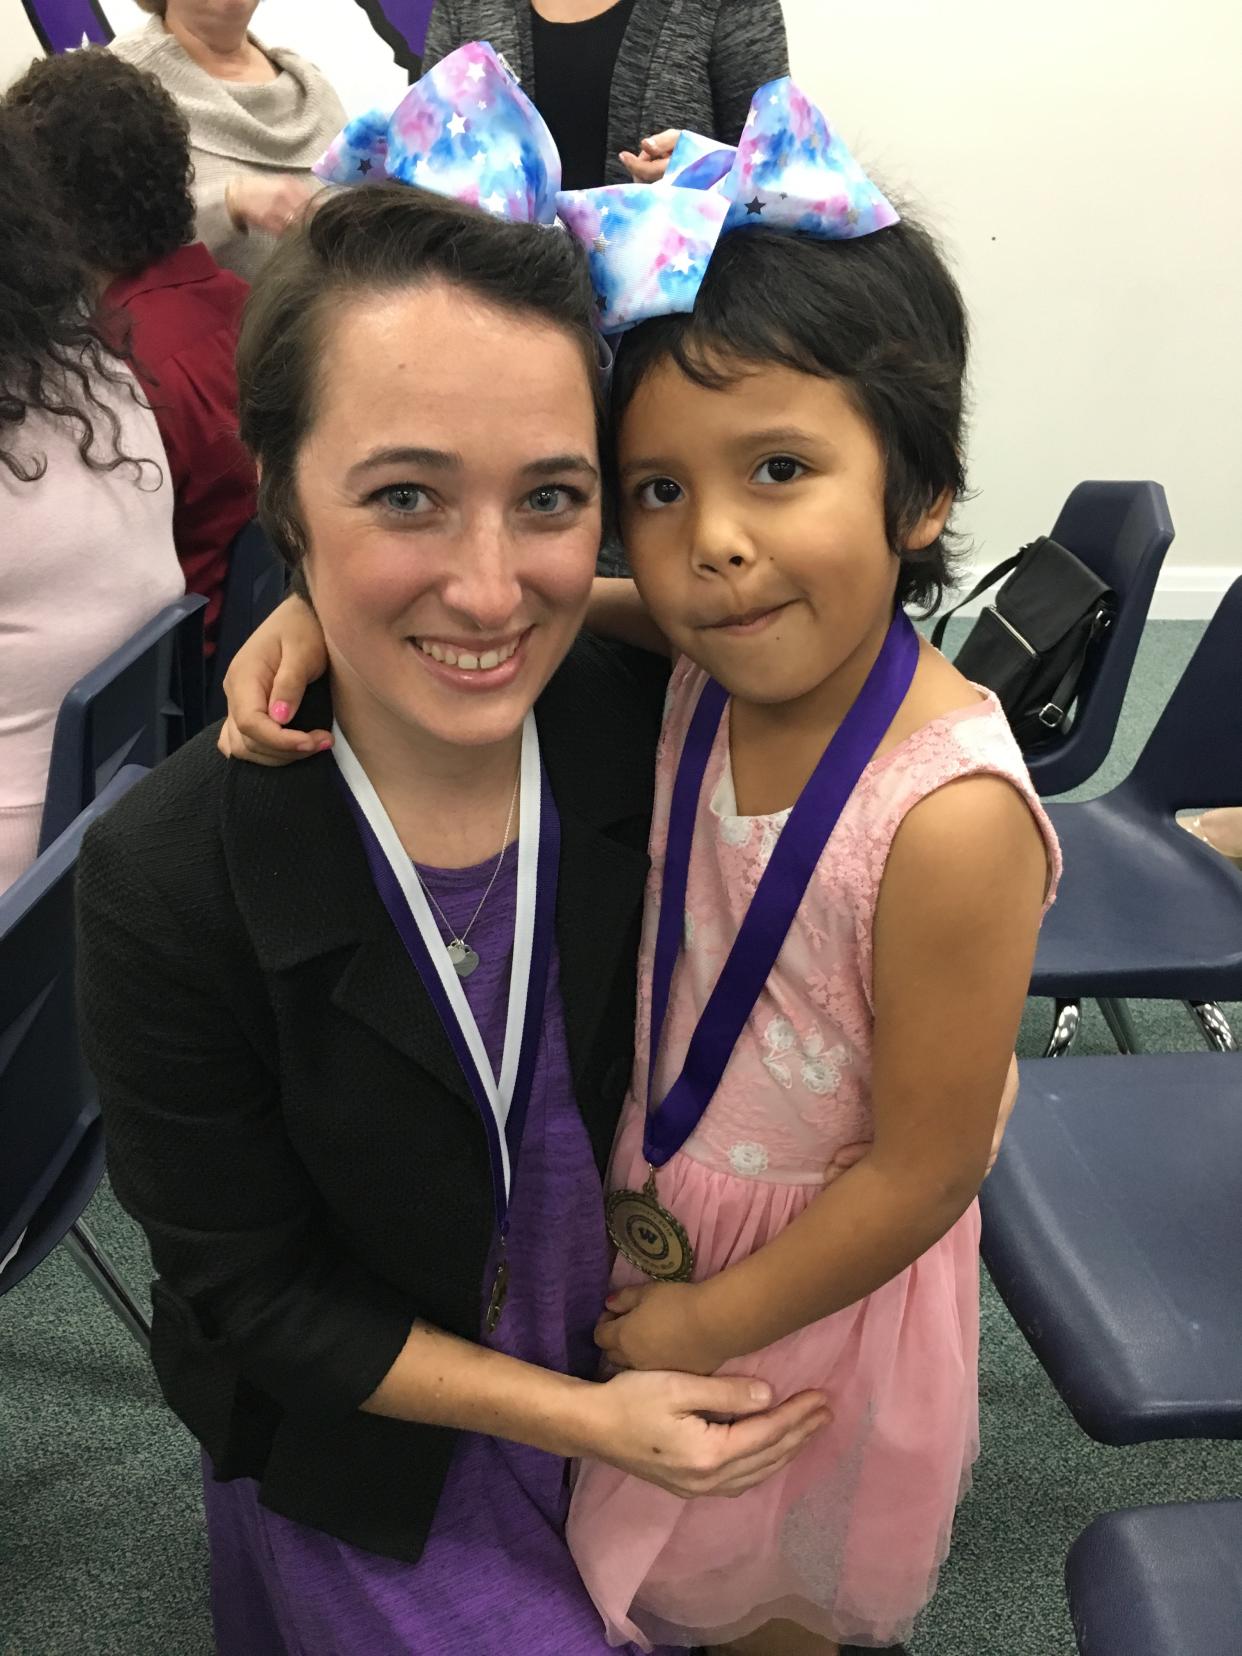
1045;1000;1081;1057
63;1220;151;1352
1097;997;1142;1054
1187;1002;1238;1053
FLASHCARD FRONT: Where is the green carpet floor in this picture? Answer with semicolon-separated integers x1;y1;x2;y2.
3;620;1239;1656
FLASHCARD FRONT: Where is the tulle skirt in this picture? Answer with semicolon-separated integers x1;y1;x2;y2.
567;1145;980;1651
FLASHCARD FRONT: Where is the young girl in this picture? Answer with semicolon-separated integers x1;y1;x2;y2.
219;90;1057;1656
557;213;1058;1655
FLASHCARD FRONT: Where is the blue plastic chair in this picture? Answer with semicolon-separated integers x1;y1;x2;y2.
38;594;207;854
208;518;287;720
1032;575;1242;1056
1023;481;1173;797
1066;1501;1242;1656
981;1053;1242;1444
1;768;150;1347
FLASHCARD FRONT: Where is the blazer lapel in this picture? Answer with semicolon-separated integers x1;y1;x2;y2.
222;681;474;1112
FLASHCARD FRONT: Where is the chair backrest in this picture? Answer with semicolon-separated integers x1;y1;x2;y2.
1024;481;1174;796
0;768;146;1290
1119;574;1242;816
208;519;287;720
38;594;206;854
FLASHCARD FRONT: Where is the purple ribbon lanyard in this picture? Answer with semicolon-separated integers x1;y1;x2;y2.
339;764;560;1239
644;611;919;1166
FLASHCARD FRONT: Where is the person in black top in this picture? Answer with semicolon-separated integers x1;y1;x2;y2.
530;0;637;189
422;0;790;189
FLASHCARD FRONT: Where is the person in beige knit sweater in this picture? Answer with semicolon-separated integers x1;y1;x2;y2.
111;1;347;284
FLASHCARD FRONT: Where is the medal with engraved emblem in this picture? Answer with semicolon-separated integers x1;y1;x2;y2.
607;1169;694;1282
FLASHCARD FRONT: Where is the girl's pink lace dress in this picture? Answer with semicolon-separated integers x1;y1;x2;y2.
567;656;1061;1652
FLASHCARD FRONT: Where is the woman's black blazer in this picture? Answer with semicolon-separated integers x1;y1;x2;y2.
76;638;668;1562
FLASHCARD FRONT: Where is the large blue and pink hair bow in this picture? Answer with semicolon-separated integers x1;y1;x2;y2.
314;42;898;334
314;41;562;224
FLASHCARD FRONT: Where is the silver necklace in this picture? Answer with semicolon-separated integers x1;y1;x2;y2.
416;771;520;979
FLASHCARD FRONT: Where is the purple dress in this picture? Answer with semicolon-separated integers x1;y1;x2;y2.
203;852;650;1654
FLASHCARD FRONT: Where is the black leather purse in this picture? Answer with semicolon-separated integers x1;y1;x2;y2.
931;537;1115;749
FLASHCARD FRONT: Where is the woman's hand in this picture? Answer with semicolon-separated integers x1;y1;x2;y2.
225;173;317;237
595;1281;730;1375
582;1368;829;1499
619;129;680;184
217;594;331;765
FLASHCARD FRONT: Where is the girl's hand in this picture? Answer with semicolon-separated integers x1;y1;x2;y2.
594;1281;731;1375
583;1368;829;1499
619;128;680;183
225;173;316;237
217;594;331;766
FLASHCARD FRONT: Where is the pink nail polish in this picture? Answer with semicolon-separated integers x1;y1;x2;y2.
270;701;291;723
316;738;333;752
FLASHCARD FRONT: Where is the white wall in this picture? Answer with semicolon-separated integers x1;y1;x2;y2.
783;0;1242;610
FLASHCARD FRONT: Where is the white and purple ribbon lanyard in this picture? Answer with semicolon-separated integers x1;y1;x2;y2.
644;610;920;1167
333;714;559;1238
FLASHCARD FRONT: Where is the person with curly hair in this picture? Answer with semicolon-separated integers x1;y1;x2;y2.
8;47;258;653
0;109;182;894
111;0;347;283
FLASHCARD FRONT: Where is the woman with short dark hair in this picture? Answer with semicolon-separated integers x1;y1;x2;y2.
77;184;825;1654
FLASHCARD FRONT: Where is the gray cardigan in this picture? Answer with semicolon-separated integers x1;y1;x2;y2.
422;0;790;184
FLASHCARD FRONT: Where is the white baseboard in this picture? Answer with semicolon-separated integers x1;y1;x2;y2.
948;564;1238;623
1147;566;1240;620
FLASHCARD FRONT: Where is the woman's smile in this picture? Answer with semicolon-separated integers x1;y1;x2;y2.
409;627;532;691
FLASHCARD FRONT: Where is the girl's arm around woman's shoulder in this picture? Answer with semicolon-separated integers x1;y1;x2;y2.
599;773;1049;1372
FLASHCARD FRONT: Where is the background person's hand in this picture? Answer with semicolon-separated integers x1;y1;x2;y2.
225;173;317;238
619;128;680;184
583;1369;829;1499
217;594;331;765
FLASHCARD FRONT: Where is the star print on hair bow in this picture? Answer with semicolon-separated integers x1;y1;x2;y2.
557;77;899;334
314;41;561;224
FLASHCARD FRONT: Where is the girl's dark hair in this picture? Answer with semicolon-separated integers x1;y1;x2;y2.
611;214;970;613
7;49;196;279
237;183;605;584
0;108;153;485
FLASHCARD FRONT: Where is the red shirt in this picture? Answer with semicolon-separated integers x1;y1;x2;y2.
105;244;256;652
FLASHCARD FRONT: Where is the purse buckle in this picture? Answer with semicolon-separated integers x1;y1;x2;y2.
1039;703;1067;729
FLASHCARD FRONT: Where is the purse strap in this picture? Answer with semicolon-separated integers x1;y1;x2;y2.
1031;606;1113;732
930;552;1025;649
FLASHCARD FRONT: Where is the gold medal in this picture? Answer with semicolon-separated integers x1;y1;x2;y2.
606;1168;695;1283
